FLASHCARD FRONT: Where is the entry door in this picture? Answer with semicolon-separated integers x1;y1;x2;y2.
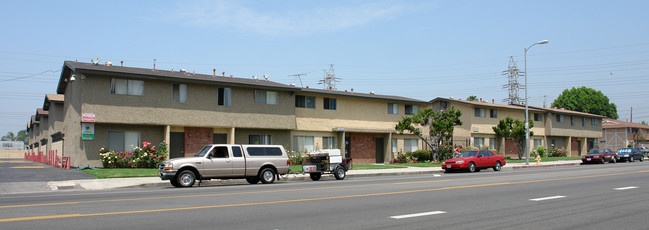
170;132;185;159
345;136;351;158
375;138;384;163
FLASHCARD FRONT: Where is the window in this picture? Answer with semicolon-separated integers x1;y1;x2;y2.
490;109;497;118
534;139;543;148
405;105;420;115
295;95;315;108
534;113;543;122
404;139;418;152
392;139;398;153
249;134;272;144
110;78;143;95
246;147;283;156
210;146;229;158
293;136;314;152
232;146;242;157
322;136;336;149
582;117;586;127
591;119;599;126
173;84;187;104
556;114;564;122
107;131;140;152
473;137;485;148
254;90;278;104
388;103;398;114
474;108;486;117
489;138;496;150
570;116;574;126
324;98;337;110
217;88;231;106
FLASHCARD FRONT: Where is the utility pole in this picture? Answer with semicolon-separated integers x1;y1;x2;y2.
318;64;341;90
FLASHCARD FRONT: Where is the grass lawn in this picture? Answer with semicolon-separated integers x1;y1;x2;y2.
80;168;159;179
505;157;581;163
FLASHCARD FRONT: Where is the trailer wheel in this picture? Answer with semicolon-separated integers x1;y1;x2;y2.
309;173;322;181
246;176;259;184
334;166;346;180
259;168;276;184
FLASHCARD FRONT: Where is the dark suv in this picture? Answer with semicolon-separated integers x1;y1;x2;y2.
615;148;644;162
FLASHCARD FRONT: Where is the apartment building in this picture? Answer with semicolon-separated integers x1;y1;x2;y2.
30;61;427;167
429;97;604;157
602;118;649;151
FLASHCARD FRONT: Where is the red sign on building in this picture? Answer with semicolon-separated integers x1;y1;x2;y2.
81;113;95;122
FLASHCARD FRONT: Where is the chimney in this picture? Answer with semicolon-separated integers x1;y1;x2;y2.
492;99;495;104
351;88;354;93
230;75;233;78
480;98;483;102
120;60;123;67
213;69;216;77
153;63;156;71
222;72;225;77
329;86;332;91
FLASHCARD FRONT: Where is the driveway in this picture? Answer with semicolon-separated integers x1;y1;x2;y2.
0;158;94;194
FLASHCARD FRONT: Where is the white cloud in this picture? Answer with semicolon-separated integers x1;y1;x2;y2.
163;0;411;36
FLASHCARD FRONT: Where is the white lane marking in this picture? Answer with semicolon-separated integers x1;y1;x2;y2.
433;174;441;177
390;211;446;219
529;196;566;201
614;186;638;190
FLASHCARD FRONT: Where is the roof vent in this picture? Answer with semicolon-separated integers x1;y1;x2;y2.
290;83;296;87
105;61;112;66
180;69;186;73
370;91;375;95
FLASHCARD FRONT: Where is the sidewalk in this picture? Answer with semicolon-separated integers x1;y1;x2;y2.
42;160;582;193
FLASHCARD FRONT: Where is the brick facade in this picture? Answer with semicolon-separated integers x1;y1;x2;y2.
350;133;376;164
184;127;212;157
504;139;520;159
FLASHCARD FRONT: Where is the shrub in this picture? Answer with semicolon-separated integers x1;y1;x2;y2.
99;141;167;168
288;152;304;165
533;146;547;158
548;146;567;157
438;145;455;161
407;150;432;162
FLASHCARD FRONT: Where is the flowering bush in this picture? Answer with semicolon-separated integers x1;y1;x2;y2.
548;146;567;157
99;141;168;168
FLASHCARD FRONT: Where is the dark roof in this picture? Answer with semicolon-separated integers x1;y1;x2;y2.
602;118;649;129
43;94;64;110
299;88;427;104
524;105;606;118
57;61;299;94
35;108;48;121
56;61;426;104
429;97;546;112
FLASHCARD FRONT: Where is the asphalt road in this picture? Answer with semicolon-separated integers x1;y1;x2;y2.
0;158;94;194
1;162;648;230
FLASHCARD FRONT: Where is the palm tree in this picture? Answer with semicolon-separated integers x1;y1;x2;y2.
1;132;17;141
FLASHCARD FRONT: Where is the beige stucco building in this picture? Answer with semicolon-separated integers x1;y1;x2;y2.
27;61;428;167
602;118;649;151
429;98;604;157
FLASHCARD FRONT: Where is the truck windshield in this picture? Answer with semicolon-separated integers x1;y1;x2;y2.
194;146;211;157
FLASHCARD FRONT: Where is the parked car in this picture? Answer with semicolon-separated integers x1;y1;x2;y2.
639;146;649;156
581;148;616;164
615;148;644;162
442;150;506;172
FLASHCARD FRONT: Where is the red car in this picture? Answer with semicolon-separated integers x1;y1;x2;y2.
581;148;616;164
442;150;506;172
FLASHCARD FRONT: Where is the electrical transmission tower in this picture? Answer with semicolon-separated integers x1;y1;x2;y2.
318;64;341;90
502;56;524;105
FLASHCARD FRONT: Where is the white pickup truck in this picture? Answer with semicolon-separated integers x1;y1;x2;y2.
159;144;290;187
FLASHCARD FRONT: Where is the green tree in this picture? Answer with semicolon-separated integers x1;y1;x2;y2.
551;86;618;119
466;95;479;102
16;130;29;145
641;121;648;126
492;116;534;160
1;132;16;141
395;107;462;162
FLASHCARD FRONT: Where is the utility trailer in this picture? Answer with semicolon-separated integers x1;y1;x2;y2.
302;149;352;181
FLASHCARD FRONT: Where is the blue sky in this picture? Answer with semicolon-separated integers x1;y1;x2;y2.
1;0;648;136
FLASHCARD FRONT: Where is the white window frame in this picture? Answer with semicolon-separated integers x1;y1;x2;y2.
391;139;398;153
217;87;231;106
473;137;485;148
388;103;398;114
474;108;486;118
404;139;418;152
249;134;272;145
107;131;141;152
255;90;279;105
110;78;144;96
293;136;315;152
173;83;187;104
322;136;336;149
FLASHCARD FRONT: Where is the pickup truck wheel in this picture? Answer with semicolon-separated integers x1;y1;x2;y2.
310;173;322;181
259;168;276;184
170;178;181;187
246;176;259;184
493;161;502;171
177;170;196;187
334;167;346;180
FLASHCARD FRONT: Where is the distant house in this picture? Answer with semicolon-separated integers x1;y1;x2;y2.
0;141;24;150
602;118;649;151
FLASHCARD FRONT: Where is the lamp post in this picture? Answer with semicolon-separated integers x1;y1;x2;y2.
524;40;548;165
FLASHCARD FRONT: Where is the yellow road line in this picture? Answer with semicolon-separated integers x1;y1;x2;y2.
1;169;647;223
0;166;626;209
9;166;45;169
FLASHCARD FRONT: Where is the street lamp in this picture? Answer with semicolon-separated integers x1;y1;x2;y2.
524;40;548;165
